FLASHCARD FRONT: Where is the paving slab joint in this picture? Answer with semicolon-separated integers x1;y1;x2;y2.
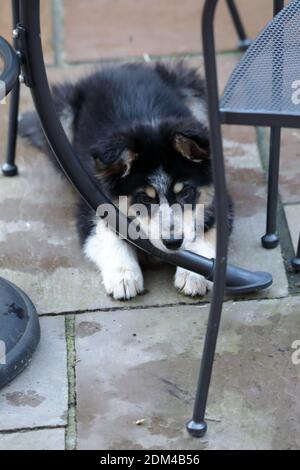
65;315;77;450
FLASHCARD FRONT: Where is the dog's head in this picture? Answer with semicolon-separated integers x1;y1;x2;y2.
91;117;213;251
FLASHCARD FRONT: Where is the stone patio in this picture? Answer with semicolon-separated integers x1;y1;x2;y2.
0;0;300;451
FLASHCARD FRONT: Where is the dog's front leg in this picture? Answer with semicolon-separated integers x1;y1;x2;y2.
174;228;216;297
84;219;144;300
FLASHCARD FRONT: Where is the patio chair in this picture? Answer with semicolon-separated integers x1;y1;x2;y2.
214;0;300;270
194;0;300;435
187;0;300;437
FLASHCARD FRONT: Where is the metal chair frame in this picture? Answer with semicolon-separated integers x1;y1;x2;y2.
205;0;300;270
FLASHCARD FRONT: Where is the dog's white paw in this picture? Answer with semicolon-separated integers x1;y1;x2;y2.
102;265;144;300
174;268;210;297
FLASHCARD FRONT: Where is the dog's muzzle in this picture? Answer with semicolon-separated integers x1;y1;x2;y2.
162;237;183;251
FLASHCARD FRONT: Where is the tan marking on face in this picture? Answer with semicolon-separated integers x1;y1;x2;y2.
174;182;184;194
122;150;138;178
95;162;124;179
145;186;156;199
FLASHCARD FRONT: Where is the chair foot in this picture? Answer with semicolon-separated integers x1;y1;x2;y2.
1;162;18;177
237;38;252;51
261;233;279;249
291;256;300;272
186;420;207;438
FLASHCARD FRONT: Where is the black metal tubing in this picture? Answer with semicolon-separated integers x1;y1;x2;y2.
186;0;229;438
261;0;284;249
226;0;247;40
18;0;272;295
0;36;19;96
226;0;252;51
2;0;20;177
291;234;300;272
220;110;300;128
262;127;281;249
274;0;284;16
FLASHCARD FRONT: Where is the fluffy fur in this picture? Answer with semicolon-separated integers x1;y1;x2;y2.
19;61;233;300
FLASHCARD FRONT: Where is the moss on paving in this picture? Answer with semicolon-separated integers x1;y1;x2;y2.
65;315;77;450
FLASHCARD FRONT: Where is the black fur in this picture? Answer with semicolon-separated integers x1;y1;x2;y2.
19;62;233;247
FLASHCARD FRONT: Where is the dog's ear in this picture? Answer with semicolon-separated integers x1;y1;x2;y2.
90;136;138;179
174;134;209;162
172;121;210;163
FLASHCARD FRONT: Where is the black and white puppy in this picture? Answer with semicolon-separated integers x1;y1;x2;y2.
20;62;233;300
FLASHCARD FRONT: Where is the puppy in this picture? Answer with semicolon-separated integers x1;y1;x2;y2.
19;61;233;300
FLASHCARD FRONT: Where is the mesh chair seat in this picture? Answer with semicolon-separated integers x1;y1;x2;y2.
220;0;300;118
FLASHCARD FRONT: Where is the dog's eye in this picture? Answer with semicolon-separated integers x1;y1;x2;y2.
179;186;196;202
135;192;156;205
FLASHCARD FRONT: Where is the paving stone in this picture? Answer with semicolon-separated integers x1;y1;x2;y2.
0;317;68;431
284;204;300;252
64;0;273;63
75;296;300;450
279;129;300;205
0;428;65;450
0;0;54;65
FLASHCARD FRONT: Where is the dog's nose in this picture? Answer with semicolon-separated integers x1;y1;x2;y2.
162;237;183;250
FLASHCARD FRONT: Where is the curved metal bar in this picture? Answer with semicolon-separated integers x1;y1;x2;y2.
0;36;20;96
18;0;272;295
186;0;229;438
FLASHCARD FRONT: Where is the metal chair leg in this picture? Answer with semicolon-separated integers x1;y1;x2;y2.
291;233;300;272
226;0;252;51
2;81;20;177
186;237;228;437
227;0;283;52
261;127;281;249
187;0;229;438
2;0;20;177
261;3;284;248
